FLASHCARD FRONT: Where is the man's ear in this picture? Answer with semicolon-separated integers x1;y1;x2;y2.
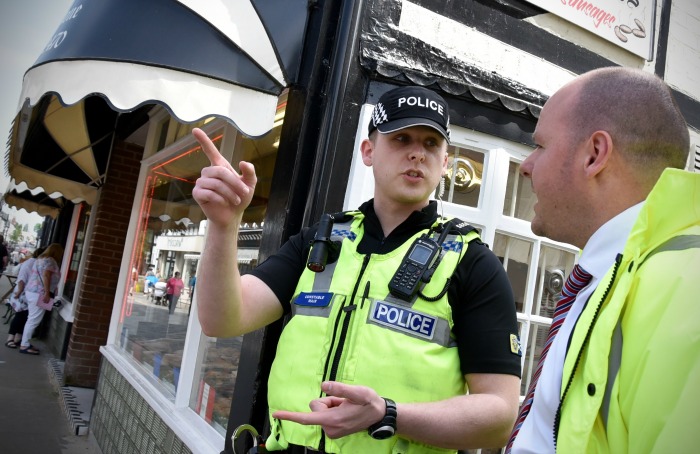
360;138;373;167
583;130;613;178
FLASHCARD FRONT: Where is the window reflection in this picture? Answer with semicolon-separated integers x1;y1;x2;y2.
193;336;243;434
118;92;284;432
493;233;533;314
532;245;576;319
521;245;576;389
118;128;216;398
441;147;484;208
521;321;547;395
62;203;90;302
503;161;535;221
191;229;261;436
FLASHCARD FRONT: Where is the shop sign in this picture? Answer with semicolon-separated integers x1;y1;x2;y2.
155;235;204;252
523;0;656;60
238;249;259;264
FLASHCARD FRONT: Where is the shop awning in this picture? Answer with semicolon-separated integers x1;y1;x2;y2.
3;182;66;219
5;0;308;204
8;95;123;205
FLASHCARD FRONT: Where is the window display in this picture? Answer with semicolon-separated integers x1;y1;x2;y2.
116;92;285;433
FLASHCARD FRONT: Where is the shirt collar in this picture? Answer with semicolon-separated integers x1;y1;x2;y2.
358;199;438;236
356;200;438;254
579;202;644;279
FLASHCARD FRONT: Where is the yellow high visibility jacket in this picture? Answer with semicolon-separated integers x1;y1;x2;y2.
556;169;700;452
266;213;478;453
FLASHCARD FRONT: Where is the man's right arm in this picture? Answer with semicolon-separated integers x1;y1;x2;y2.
192;128;283;338
197;221;283;338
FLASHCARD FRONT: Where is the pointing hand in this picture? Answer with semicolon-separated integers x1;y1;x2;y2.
272;382;386;439
191;128;257;226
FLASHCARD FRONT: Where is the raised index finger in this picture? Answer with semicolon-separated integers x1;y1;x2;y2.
193;128;231;169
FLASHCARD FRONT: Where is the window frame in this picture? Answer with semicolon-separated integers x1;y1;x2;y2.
104;119;235;452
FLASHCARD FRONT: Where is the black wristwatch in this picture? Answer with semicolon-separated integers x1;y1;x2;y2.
367;398;397;440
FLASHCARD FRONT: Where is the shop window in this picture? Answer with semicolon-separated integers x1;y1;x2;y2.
190;229;262;435
531;245;576;319
520;321;545;395
117;92;286;435
118;127;219;397
61;203;90;302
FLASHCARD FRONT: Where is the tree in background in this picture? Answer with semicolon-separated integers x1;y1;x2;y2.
10;223;23;244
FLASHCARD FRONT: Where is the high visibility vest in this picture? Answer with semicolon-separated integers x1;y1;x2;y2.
556;169;700;453
266;212;479;453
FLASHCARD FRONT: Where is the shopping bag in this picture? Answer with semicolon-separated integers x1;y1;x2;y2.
36;296;55;311
9;294;27;312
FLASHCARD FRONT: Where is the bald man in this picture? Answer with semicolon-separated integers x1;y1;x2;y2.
509;67;699;453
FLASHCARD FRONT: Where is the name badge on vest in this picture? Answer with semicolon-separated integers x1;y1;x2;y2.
370;301;436;340
294;292;333;307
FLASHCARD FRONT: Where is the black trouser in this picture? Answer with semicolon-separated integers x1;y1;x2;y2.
8;309;28;336
167;294;178;314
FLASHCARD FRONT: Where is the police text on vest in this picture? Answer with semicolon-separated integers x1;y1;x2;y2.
371;301;436;340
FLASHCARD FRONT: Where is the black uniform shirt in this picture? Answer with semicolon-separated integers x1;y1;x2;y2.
249;200;521;377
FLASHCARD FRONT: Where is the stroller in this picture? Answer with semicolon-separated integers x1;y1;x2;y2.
151;281;168;306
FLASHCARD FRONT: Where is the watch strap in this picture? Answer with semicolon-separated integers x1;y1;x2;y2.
367;397;397;439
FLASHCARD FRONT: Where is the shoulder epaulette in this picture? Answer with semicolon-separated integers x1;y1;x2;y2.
330;210;361;224
435;217;478;237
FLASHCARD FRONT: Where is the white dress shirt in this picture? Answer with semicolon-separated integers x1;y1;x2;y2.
512;203;643;453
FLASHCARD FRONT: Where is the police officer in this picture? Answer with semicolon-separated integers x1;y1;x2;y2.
193;86;521;453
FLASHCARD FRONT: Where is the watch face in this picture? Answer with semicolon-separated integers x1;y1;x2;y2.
370;425;396;440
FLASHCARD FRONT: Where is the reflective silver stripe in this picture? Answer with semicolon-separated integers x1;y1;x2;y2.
311;259;338;293
292;218;357;316
639;235;700;267
602;320;622;429
602;234;699;428
309;218;356;293
383;293;416;306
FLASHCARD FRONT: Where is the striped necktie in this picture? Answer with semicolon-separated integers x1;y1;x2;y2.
506;264;592;452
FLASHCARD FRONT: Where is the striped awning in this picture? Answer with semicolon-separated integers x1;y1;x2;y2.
6;0;308;206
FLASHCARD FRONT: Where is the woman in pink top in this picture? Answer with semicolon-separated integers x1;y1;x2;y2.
166;271;184;314
19;243;63;355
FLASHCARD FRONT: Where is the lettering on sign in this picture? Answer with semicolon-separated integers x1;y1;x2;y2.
44;3;83;52
520;0;656;59
167;238;183;248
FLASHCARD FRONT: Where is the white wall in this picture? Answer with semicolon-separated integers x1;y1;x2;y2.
663;1;700;99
